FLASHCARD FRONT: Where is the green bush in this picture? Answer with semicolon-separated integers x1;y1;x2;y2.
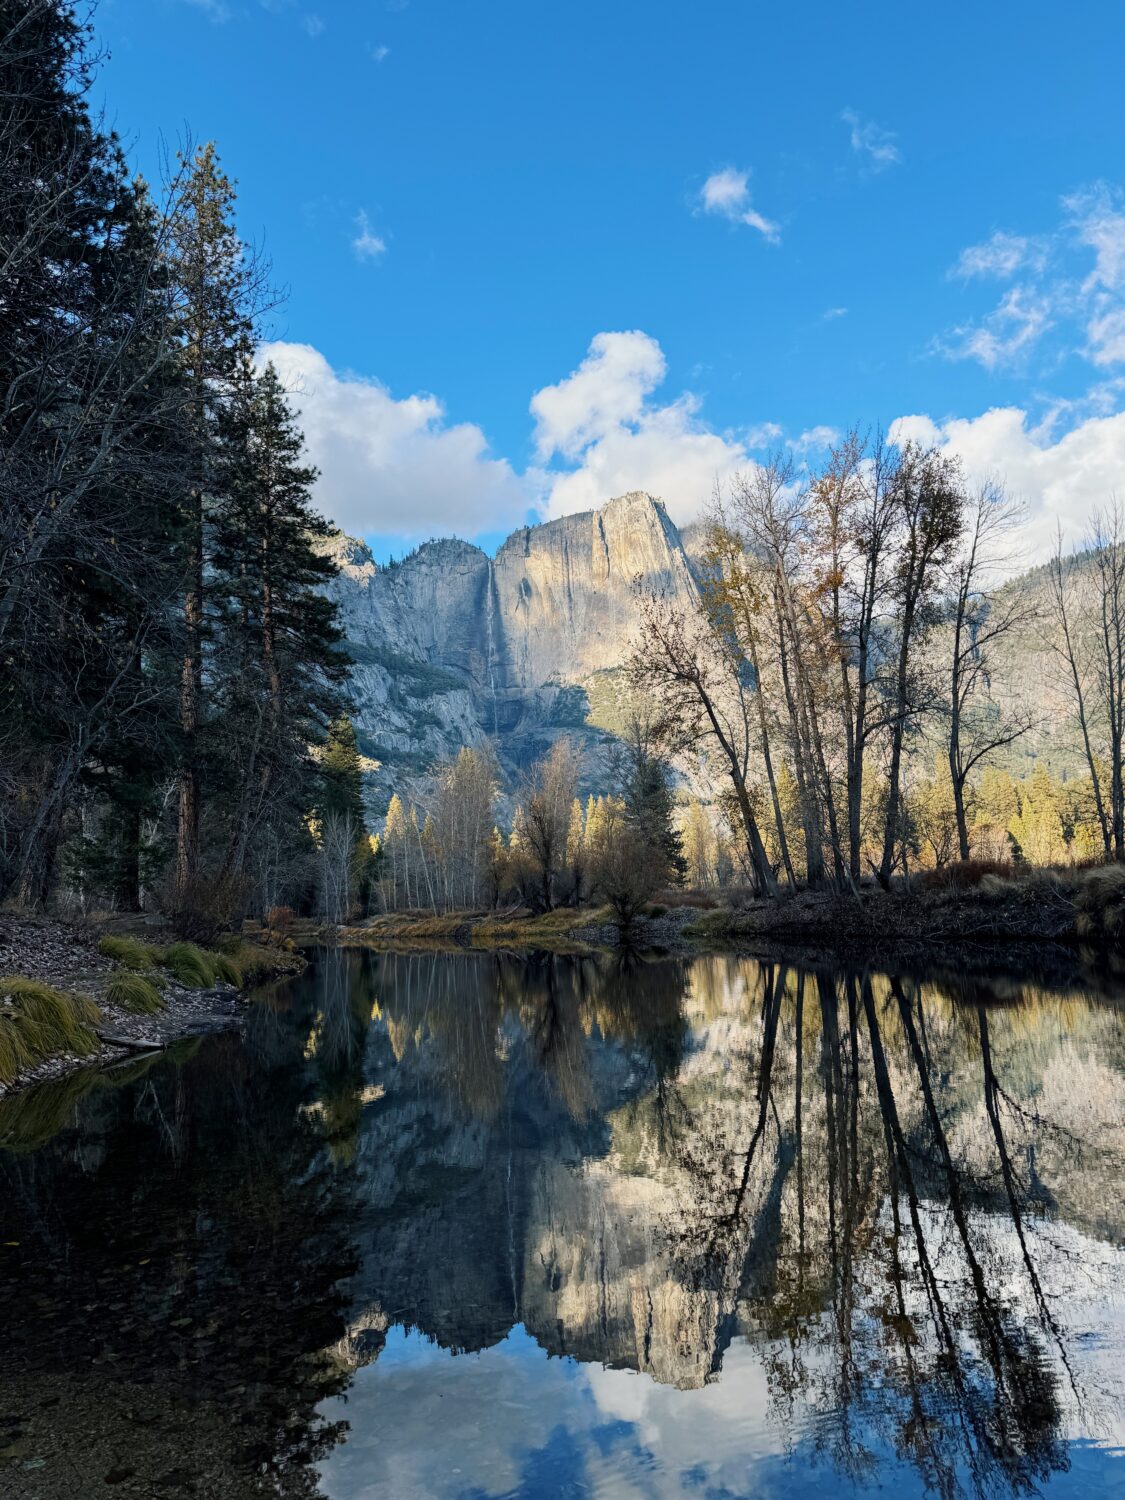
97;934;161;970
106;973;166;1015
0;978;102;1085
161;942;218;989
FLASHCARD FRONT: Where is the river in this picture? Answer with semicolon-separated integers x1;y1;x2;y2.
2;948;1124;1498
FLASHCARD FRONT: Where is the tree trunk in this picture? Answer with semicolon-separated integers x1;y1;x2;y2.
880;596;916;886
176;444;204;903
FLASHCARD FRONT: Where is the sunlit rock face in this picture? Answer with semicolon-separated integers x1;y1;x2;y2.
323;493;697;802
491;492;697;689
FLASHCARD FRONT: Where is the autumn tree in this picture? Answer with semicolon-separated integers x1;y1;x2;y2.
588;797;670;928
945;481;1033;859
878;442;965;884
629;591;778;898
517;738;582;911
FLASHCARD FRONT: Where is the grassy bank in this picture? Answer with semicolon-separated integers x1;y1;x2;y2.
0;918;306;1093
334;863;1125;962
338;906;619;953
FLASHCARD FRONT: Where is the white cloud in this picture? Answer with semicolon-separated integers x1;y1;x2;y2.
1087;307;1125;367
531;331;750;525
938;285;1053;370
841;109;901;170
950;231;1046;281
822;306;848;320
1064;185;1125;366
183;0;229;17
789;424;840;453
531;330;667;460
352;211;386;262
257;341;531;539
697;168;780;243
373;43;390;62
1066;184;1125;292
746;421;784;447
942;184;1125;374
302;12;325;36
890;405;1125;556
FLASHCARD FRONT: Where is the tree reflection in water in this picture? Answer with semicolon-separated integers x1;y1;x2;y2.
1;948;1122;1497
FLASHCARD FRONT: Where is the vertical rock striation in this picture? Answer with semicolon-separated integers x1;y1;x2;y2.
323;493;698;800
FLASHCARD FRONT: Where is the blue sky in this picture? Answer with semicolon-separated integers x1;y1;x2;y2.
97;0;1125;559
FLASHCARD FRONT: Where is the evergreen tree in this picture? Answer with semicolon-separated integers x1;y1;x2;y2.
209;359;343;896
0;7;187;903
317;715;375;915
623;735;687;884
166;142;262;904
320;716;366;827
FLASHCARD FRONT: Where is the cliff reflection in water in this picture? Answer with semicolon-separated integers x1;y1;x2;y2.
2;949;1124;1498
307;949;1125;1500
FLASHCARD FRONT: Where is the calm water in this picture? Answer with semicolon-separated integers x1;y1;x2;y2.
2;950;1125;1499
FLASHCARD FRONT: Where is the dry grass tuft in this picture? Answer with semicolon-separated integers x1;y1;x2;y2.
915;859;1015;893
160;941;217;989
106;972;166;1015
97;934;161;970
1073;863;1125;938
0;978;102;1085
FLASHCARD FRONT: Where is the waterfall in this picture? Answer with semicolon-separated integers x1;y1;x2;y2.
485;559;499;734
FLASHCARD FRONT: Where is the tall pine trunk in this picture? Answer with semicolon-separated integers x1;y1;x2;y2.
176;488;203;902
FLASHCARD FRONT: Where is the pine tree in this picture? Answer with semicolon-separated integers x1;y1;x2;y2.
166;142;261;904
210;359;343;892
320;716;366;827
317;715;375;915
623;741;687;884
0;6;187;903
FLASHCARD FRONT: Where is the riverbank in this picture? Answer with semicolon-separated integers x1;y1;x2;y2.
5;863;1122;1100
0;914;304;1099
337;862;1125;983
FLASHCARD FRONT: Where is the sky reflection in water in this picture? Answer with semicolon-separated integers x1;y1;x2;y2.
2;948;1124;1499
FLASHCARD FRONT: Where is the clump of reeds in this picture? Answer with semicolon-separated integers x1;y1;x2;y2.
0;978;102;1085
105;972;166;1015
915;858;1015;893
97;934;162;970
160;941;219;988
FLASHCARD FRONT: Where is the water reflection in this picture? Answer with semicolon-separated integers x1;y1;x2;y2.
1;950;1123;1497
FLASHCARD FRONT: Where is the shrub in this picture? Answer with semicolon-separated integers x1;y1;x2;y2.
97;934;161;970
0;979;102;1085
161;942;218;989
164;871;250;945
654;888;718;910
231;942;288;984
106;973;166;1015
1074;863;1125;939
915;859;1015;893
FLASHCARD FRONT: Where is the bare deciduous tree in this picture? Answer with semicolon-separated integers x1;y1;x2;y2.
629;591;778;898
945;481;1034;859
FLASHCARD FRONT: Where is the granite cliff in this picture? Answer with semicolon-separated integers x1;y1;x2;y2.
325;492;697;805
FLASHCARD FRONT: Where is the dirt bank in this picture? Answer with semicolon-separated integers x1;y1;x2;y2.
0;915;302;1099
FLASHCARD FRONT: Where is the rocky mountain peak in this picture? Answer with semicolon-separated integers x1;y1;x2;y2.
325;493;699;804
